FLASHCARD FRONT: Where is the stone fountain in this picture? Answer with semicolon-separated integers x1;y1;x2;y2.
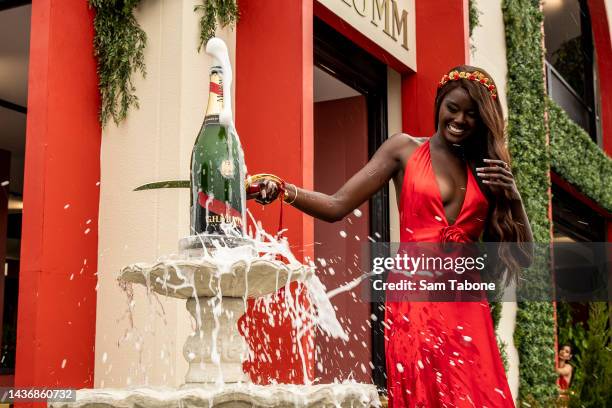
50;236;380;407
123;242;307;384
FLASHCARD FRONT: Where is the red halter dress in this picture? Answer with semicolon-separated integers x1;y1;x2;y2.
386;140;514;407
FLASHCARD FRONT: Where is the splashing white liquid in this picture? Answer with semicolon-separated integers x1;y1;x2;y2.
120;209;361;385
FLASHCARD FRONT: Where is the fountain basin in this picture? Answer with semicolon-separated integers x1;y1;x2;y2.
120;258;312;299
49;383;381;408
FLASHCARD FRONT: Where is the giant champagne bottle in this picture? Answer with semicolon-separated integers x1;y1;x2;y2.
190;39;245;235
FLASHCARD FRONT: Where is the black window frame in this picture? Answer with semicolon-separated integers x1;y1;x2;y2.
544;0;598;141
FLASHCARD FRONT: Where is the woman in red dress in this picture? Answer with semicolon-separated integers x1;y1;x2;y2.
556;344;573;406
248;65;533;407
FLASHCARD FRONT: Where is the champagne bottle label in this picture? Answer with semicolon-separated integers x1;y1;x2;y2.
190;68;243;235
204;114;219;126
209;81;223;95
197;192;243;226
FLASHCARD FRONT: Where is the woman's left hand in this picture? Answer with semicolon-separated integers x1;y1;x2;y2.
476;159;521;200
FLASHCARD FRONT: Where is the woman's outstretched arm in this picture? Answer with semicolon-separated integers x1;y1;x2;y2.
250;134;417;222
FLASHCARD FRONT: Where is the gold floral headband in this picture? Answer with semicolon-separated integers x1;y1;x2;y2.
438;70;498;99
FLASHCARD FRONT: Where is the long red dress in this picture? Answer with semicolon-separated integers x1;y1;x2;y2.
386;140;514;407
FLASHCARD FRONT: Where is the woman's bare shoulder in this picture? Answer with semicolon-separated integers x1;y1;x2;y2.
387;133;427;145
383;133;426;159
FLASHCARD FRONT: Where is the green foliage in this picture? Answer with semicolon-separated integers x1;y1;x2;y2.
548;98;612;211
90;0;239;125
502;0;558;403
489;302;510;372
519;393;559;408
503;0;550;243
514;301;557;403
557;302;587;353
134;180;190;191
195;0;239;51
557;302;588;407
568;303;612;407
498;336;509;374
89;0;147;126
490;301;502;329
468;0;481;38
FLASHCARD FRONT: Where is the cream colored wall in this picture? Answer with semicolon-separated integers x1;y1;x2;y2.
471;1;518;403
470;0;508;117
497;296;519;402
387;68;402;242
95;0;236;387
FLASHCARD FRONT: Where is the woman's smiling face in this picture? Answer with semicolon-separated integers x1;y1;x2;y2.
437;87;480;145
559;346;572;360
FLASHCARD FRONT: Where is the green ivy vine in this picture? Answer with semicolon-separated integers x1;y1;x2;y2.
89;0;239;126
468;0;481;38
502;0;558;405
89;0;146;126
548;98;612;211
195;0;239;51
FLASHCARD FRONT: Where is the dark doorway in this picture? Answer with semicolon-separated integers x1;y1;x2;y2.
313;17;389;391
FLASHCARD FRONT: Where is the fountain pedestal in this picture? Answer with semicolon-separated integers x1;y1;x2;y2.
119;254;311;385
183;297;247;383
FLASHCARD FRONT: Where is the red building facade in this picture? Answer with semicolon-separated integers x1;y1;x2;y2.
5;0;610;398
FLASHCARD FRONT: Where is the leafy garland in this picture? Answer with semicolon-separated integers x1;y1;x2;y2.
195;0;239;51
468;0;481;38
501;0;558;405
548;98;612;211
89;0;239;126
89;0;146;126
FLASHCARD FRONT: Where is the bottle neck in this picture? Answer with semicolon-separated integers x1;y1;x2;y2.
205;70;224;120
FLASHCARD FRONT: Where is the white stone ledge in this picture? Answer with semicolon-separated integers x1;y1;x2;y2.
50;383;381;408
